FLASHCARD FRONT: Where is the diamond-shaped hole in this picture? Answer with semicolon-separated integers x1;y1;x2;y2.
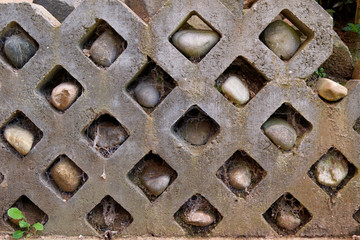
126;59;177;113
214;56;267;107
0;172;3;184
354;117;360;135
128;151;177;202
172;105;220;146
0;21;39;69
87;195;133;234
263;193;312;235
261;103;312;151
42;154;88;201
84;113;129;158
174;194;223;236
3;195;48;230
216;150;266;198
169;11;221;63
307;148;356;197
353;208;360;223
0;111;43;157
37;65;83;113
260;9;314;61
80;19;127;68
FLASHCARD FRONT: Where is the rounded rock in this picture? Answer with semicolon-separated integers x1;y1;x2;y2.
50;156;82;192
316;78;348;102
221;75;250;105
262;20;301;60
180;120;213;146
4;34;37;68
90;122;128;148
134;82;160;108
141;164;171;196
183;210;215;227
315;152;348;187
50;82;80;111
4;125;34;156
89;30;120;67
262;118;297;151
228;165;252;189
171;29;220;59
276;211;301;231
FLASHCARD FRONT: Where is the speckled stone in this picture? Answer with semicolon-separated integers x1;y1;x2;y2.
50;156;82;192
276;211;301;231
262;118;297;151
89;30;121;67
134;82;160;108
4;125;34;155
4;34;37;68
50;82;80;111
228;165;252;189
317;78;348;102
179;120;213;146
222;75;250;105
315;152;348;187
183;211;215;227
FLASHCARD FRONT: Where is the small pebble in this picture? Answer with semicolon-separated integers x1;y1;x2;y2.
276;211;301;231
179;119;213;146
134;82;160;108
171;29;220;59
141;164;170;196
89;30;121;67
4;34;37;68
90;122;128;148
183;210;215;227
221;75;250;105
50;82;80;111
262;118;297;151
4;125;34;155
315;151;348;187
228;165;252;189
50;156;82;192
316;78;348;102
262;20;301;60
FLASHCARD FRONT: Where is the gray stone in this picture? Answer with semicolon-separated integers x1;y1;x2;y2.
228;164;252;189
183;211;215;227
276;211;301;231
221;75;250;105
89;30;121;67
171;29;220;59
4;125;34;156
262;118;297;151
50;82;80;111
317;78;348;102
179;119;213;146
50;156;82;192
141;164;170;196
262;20;301;60
33;0;75;23
315;152;348;187
90;122;127;148
134;82;160;108
4;34;37;69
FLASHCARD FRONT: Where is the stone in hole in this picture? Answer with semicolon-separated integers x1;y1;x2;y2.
80;19;127;68
38;65;83;112
0;111;43;157
169;11;221;63
128;151;177;202
84;114;129;158
307;148;356;197
263;192;312;235
172;105;220;146
216;150;266;198
3;195;48;229
261;103;312;151
174;194;223;236
126;59;177;113
354;117;360;135
353;208;360;224
259;9;313;61
87;195;133;235
0;21;39;69
43;154;88;201
214;56;267;107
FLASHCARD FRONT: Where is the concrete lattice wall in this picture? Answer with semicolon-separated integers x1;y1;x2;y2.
0;0;360;237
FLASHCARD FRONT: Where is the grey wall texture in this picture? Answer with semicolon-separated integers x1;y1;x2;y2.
0;0;360;238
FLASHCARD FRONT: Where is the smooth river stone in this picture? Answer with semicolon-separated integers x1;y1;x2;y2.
50;156;82;192
222;75;250;105
90;122;127;148
4;125;34;155
183;211;215;227
50;82;80;111
262;118;297;151
315;152;348;187
262;20;301;60
90;30;120;67
316;78;348;102
4;34;37;68
180;120;213;146
276;211;301;231
171;29;220;59
141;164;171;196
134;82;160;108
228;165;252;189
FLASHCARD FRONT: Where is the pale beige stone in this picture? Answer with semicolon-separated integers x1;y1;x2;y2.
4;125;34;155
184;211;215;227
262;118;297;151
317;78;348;102
315;152;348;187
228;165;252;189
222;75;250;105
50;82;79;111
276;211;301;231
50;156;82;192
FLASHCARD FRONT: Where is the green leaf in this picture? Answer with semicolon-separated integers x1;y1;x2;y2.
12;230;24;239
7;208;25;220
26;233;31;238
32;222;44;231
19;220;30;229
